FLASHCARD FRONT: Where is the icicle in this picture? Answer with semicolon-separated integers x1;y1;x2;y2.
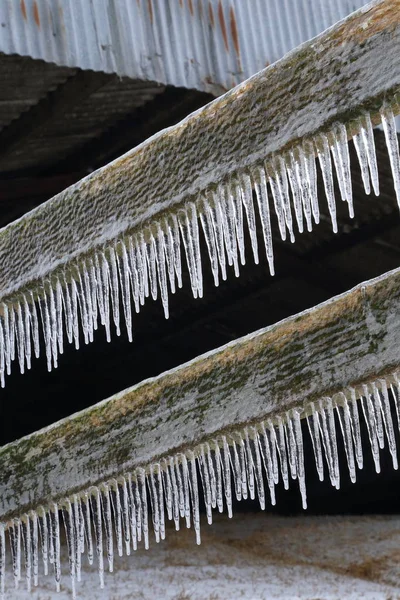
72;496;83;583
230;179;246;266
275;416;289;490
90;488;104;588
15;301;25;374
213;442;224;513
239;173;259;264
21;516;32;592
108;247;121;336
285;415;298;480
253;167;275;275
154;226;169;318
118;477;131;556
200;197;219;287
109;482;123;558
221;436;233;518
97;252;111;343
51;505;61;591
286;153;304;233
248;427;266;510
138;468;149;550
306;403;324;481
348;388;364;470
82;493;94;565
378;379;398;470
274;157;295;241
370;382;385;450
127;236;141;312
187;450;201;544
22;294;32;371
334;394;356;483
139;233;150;301
318;398;340;489
160;458;173;523
31;512;39;588
145;231;158;302
361;384;381;473
198;445;213;524
148;465;161;543
101;484;114;572
79;266;94;344
296;147;313;232
217;186;240;277
75;269;90;346
205;443;217;510
37;507;48;577
257;423;276;505
361;113;379;196
315;134;338;232
209;192;227;281
127;475;138;551
0;318;5;389
63;500;77;599
331;122;354;218
303;141;320;225
180;455;191;528
381;106;400;208
291;410;307;508
242;431;255;501
178;206;199;298
116;241;133;342
166;458;180;530
353;124;372;195
267;165;288;242
0;524;4;599
9;519;21;588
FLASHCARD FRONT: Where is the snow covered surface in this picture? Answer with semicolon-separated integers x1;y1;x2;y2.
7;512;400;599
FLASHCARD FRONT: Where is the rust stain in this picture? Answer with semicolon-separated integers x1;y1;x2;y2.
179;0;183;7
188;0;194;16
33;1;40;27
218;1;229;52
229;7;240;57
198;0;203;19
147;0;153;25
208;2;215;29
20;0;27;21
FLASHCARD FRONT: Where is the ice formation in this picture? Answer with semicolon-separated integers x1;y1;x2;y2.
0;107;399;387
1;371;400;598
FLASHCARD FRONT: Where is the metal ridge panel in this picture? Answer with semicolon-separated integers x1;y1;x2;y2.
0;0;370;95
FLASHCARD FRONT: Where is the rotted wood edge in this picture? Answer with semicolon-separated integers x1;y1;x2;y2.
0;0;399;302
1;265;400;519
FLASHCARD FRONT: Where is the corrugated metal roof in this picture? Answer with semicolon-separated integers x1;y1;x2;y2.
0;0;370;95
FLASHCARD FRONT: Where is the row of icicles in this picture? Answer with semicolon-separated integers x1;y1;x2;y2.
1;372;400;597
0;107;399;387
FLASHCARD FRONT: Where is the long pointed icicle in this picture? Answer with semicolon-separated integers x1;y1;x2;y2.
1;108;400;386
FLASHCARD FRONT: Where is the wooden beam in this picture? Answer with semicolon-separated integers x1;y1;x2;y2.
0;0;399;302
1;265;400;520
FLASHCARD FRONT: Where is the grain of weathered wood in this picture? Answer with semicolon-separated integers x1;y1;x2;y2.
1;266;400;520
0;0;399;302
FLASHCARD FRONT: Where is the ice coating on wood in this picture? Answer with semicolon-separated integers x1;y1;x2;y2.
1;109;400;387
1;371;400;598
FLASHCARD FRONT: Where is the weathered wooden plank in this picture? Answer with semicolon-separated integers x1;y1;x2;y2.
0;0;399;301
1;265;400;520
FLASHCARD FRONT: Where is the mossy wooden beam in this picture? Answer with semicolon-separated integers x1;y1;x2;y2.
2;266;400;520
1;0;399;302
